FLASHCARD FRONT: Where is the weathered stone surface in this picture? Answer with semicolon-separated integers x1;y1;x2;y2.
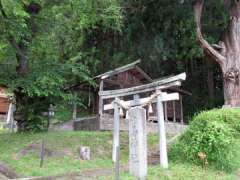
74;116;99;131
0;162;20;179
128;107;147;179
0;114;6;122
100;113;187;135
0;115;6;128
71;113;187;135
79;146;90;160
0;173;7;180
50;120;74;131
100;114;128;131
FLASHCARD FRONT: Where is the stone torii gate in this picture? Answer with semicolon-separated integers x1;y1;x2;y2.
99;73;186;179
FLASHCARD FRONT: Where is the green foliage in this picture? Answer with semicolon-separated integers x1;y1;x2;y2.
23;112;48;132
0;0;234;131
170;108;240;172
0;0;122;96
53;103;72;123
0;0;122;131
109;0;228;116
16;98;50;132
118;0;227;70
192;108;240;134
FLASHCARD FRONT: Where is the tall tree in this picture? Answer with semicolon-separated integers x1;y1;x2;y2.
194;0;240;107
114;0;225;115
0;0;122;131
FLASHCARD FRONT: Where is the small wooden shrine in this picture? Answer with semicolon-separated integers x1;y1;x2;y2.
100;61;189;122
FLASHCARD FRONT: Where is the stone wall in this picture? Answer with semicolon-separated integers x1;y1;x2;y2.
0;114;6;122
74;116;99;131
100;114;128;131
100;113;187;135
147;122;187;135
49;120;74;131
72;113;187;135
0;115;6;128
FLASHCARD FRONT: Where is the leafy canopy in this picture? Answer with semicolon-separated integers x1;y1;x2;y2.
0;0;122;101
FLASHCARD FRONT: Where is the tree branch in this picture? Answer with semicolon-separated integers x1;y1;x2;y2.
194;0;226;65
8;37;27;59
0;0;27;61
0;0;7;18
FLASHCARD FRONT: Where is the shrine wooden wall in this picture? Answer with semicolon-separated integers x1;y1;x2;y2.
0;87;9;114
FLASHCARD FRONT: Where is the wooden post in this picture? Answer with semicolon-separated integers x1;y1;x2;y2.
7;102;15;132
156;91;168;169
115;145;120;180
164;102;168;122
92;92;95;114
40;139;45;167
180;96;184;124
129;106;147;178
99;80;104;117
112;99;120;162
6;102;13;124
72;92;77;120
173;101;176;123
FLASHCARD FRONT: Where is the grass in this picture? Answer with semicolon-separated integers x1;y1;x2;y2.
0;131;116;177
0;127;7;134
101;163;237;180
0;131;238;179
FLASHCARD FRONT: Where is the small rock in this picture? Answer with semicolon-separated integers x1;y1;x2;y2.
79;146;90;160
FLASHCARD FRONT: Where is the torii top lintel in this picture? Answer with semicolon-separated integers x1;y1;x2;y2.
99;73;186;99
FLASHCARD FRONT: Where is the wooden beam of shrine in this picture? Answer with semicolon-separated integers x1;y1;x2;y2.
104;92;179;111
97;59;141;80
104;79;122;86
99;73;186;99
134;66;153;82
0;95;8;98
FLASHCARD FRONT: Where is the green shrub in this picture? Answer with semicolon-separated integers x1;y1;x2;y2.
170;108;240;172
16;99;50;132
54;104;72;123
192;108;240;134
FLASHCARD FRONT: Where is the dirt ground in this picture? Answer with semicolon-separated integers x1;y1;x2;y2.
0;173;8;180
0;162;20;179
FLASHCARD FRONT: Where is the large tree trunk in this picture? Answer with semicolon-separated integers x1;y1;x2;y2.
221;15;240;106
224;77;240;106
16;42;29;75
194;0;240;107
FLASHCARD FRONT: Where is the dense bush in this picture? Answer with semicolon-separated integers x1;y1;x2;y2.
15;98;51;132
170;108;240;172
192;109;240;134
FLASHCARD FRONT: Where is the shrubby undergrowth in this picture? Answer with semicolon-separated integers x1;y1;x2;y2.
170;108;240;172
